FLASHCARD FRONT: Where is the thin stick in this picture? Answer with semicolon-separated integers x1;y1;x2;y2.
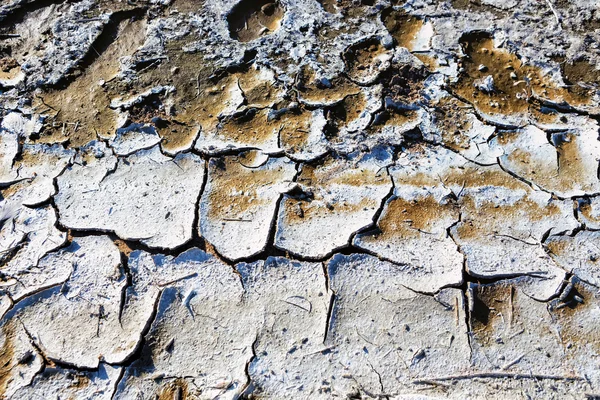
544;0;562;29
413;372;584;384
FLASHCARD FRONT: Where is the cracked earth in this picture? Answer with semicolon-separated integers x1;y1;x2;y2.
0;0;600;398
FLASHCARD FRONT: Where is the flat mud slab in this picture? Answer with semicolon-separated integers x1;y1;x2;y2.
1;0;600;398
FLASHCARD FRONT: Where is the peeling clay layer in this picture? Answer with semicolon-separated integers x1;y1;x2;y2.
1;0;600;398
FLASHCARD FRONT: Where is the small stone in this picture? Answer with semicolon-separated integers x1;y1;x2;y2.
474;75;495;93
381;34;395;50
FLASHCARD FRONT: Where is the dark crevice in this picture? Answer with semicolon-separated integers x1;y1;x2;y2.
105;288;162;368
323;289;336;345
238;334;258;399
116;247;132;325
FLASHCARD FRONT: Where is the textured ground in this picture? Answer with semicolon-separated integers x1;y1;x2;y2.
0;0;600;398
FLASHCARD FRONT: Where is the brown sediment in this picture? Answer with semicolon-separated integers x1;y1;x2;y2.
397;163;525;192
114;239;133;257
299;157;387;188
34;17;147;147
429;98;475;151
0;322;17;398
326;167;388;186
375;196;459;239
67;374;91;390
135;47;283;152
369;108;419;132
544;237;569;257
283;156;389;224
277;109;316;153
577;199;599;226
0;56;19;79
414;53;438;70
317;0;376;17
157;378;190;400
381;9;424;51
317;0;338;14
238;69;281;108
453;33;538;117
328;91;367;129
546;58;600;106
381;64;428;105
455;196;562;240
453;33;596;120
284;196;378;225
344;38;390;83
216;109;280;147
171;0;206;14
227;0;284;43
296;65;360;105
205;156;288;219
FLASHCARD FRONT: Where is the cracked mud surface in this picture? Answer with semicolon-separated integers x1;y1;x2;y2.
1;0;600;398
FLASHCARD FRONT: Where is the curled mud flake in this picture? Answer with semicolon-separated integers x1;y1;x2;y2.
0;206;68;317
199;155;295;261
366;107;421;149
5;236;162;369
227;0;285;42
150;63;280;155
382;9;431;52
0;144;74;206
344;38;392;85
237;149;270;168
327;85;383;139
395;145;575;300
33;16;147;147
109;123;162;156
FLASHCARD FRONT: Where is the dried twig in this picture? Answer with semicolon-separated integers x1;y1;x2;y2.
544;0;562;29
413;372;584;384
